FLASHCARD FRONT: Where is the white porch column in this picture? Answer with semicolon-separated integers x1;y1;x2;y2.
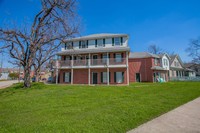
107;52;109;85
71;68;73;84
126;51;129;85
56;60;59;84
107;67;109;85
88;53;91;85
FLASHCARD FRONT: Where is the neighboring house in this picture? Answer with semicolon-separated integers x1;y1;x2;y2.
0;71;9;80
53;33;130;85
169;55;185;78
129;52;169;82
184;63;200;76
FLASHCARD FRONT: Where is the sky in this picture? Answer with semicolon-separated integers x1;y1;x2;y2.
0;0;200;67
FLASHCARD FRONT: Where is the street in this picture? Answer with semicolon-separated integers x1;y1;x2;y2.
0;80;18;89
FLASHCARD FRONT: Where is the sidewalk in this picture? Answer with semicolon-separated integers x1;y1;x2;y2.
127;97;200;133
0;80;18;89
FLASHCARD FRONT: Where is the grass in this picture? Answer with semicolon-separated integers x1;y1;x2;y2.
0;82;200;133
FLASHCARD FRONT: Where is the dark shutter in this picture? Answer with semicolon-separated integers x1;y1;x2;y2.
112;38;114;46
120;37;123;45
103;39;105;47
72;42;74;48
86;40;88;48
69;72;71;82
101;54;103;59
109;54;110;58
121;53;124;58
95;40;97;47
79;41;81;49
64;56;66;60
65;43;67;50
63;72;65;82
74;56;76;60
122;72;124;82
114;72;116;83
70;56;72;60
114;53;116;58
101;72;103;83
109;72;111;82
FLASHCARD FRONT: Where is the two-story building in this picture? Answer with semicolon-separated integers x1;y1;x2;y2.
129;52;170;82
169;55;185;78
54;33;130;85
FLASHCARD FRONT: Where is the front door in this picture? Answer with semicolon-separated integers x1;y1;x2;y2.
136;73;141;82
92;73;98;84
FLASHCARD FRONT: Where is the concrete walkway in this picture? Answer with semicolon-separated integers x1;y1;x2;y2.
128;97;200;133
0;80;18;89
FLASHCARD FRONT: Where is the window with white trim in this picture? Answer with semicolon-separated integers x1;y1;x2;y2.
115;53;122;62
114;37;120;46
116;72;123;83
102;54;107;63
103;72;107;83
64;72;70;83
97;39;103;47
154;58;159;65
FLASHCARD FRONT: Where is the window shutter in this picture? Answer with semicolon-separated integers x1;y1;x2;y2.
101;54;103;59
95;40;97;47
65;43;67;50
109;72;111;82
109;54;110;58
64;56;66;60
63;72;65;82
121;53;123;58
122;72;124;82
103;39;105;47
74;56;76;60
69;72;71;82
79;41;81;48
86;40;88;48
70;56;72;60
112;38;114;46
72;42;74;48
120;37;123;45
114;53;116;58
114;72;116;83
101;72;103;83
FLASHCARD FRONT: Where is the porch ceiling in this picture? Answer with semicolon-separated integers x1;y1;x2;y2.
57;47;130;55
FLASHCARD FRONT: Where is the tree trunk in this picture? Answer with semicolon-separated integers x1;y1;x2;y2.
35;69;40;82
23;65;31;88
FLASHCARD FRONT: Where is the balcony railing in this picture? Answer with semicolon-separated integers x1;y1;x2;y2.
53;58;126;68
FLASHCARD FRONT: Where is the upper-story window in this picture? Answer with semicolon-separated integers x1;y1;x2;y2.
174;61;179;67
79;40;88;49
115;53;123;62
65;42;73;50
95;39;105;47
163;59;168;66
112;37;123;46
154;58;159;65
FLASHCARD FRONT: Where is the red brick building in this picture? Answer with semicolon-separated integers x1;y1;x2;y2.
54;34;130;85
129;52;170;82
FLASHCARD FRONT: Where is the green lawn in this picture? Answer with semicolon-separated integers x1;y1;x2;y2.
0;82;200;133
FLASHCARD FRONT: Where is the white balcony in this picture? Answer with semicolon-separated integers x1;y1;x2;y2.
53;58;127;69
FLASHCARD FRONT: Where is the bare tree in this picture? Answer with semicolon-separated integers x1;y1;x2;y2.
33;42;59;82
147;44;163;54
186;37;200;64
0;0;79;88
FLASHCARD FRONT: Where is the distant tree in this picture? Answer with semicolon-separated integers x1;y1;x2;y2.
0;0;79;88
148;44;163;54
186;37;200;64
9;72;19;80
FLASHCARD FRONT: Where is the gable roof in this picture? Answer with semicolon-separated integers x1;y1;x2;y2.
65;33;129;42
158;53;171;60
129;52;160;59
169;54;184;67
